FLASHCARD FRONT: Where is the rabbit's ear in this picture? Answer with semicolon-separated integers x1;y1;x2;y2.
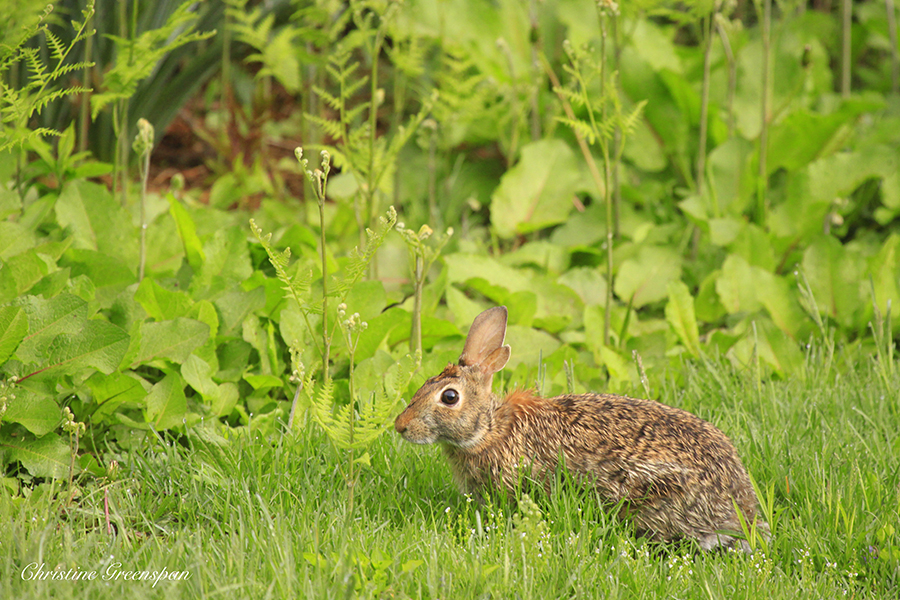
459;306;508;367
480;345;510;374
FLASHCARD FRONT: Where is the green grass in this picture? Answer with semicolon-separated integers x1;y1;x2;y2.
2;347;899;599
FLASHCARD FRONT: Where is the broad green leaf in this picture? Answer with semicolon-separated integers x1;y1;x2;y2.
767;100;882;175
145;372;188;430
504;325;561;370
0;262;17;303
343;280;388;323
3;250;50;298
727;318;804;378
64;248;136;307
503;241;568;275
354;306;409;362
446;286;488;329
134;278;194;321
730;224;776;271
445;253;532;293
665;281;700;357
756;271;807;339
136;318;210;366
0;221;36;260
598;345;634;389
801;235;865;329
182;354;238;417
558;268;608;308
708;218;744;247
39;320;130;377
614;245;682;308
715;254;762;314
1;433;72;479
2;388;59;435
707;137;755;218
244;374;284;390
167;193;205;270
86;371;149;423
195;227;254;291
242;315;272;374
13;294;89;364
181;354;218;398
401;559;424;574
490;139;584;238
54;181;138;265
866;234;900;333
0;305;28;363
214;287;266;337
630;20;683;74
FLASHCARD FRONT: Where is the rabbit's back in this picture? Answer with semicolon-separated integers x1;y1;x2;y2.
447;391;761;547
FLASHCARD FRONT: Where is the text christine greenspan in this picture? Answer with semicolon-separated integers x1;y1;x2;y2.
21;561;192;587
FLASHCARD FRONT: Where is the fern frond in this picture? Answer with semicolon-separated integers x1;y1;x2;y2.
250;219;318;315
342;73;369;99
311;85;341;111
305;113;344;141
556;116;597;145
44;30;66;61
342;102;369;126
620;100;648;137
333;207;397;299
553;85;587;109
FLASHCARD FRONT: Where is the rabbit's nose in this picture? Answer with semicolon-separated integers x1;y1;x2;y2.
394;414;407;433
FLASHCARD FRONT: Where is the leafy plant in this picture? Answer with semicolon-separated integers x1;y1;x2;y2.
90;0;214;203
0;2;94;153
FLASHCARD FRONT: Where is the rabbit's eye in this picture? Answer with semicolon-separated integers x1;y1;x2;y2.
440;389;459;406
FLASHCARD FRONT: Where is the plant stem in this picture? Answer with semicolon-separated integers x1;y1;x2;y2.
539;56;606;245
529;0;542;142
319;198;330;380
78;11;93;155
757;0;771;225
612;12;621;239
887;0;900;94
697;12;714;202
410;253;424;354
138;139;150;282
716;18;737;137
599;10;613;349
841;0;852;98
365;27;386;278
346;336;356;520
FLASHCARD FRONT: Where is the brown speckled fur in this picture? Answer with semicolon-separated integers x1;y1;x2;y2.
395;306;768;550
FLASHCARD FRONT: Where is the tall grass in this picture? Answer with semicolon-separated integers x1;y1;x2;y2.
2;343;898;599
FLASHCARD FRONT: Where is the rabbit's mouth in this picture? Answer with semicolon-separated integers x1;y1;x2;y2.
398;429;437;445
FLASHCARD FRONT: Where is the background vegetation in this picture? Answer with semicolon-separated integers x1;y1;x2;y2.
0;0;898;597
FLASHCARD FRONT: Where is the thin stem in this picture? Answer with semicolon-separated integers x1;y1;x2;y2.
410;253;424;354
428;127;438;227
78;11;93;155
697;13;714;201
539;56;606;231
612;13;621;239
716;18;737;137
346;335;356;520
599;10;613;349
886;0;900;94
757;0;771;225
841;0;852;98
138;142;149;281
319;198;330;379
529;0;542;142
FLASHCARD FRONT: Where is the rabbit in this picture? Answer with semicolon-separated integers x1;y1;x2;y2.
395;306;769;551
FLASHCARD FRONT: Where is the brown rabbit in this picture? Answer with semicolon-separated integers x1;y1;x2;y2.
395;306;768;550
